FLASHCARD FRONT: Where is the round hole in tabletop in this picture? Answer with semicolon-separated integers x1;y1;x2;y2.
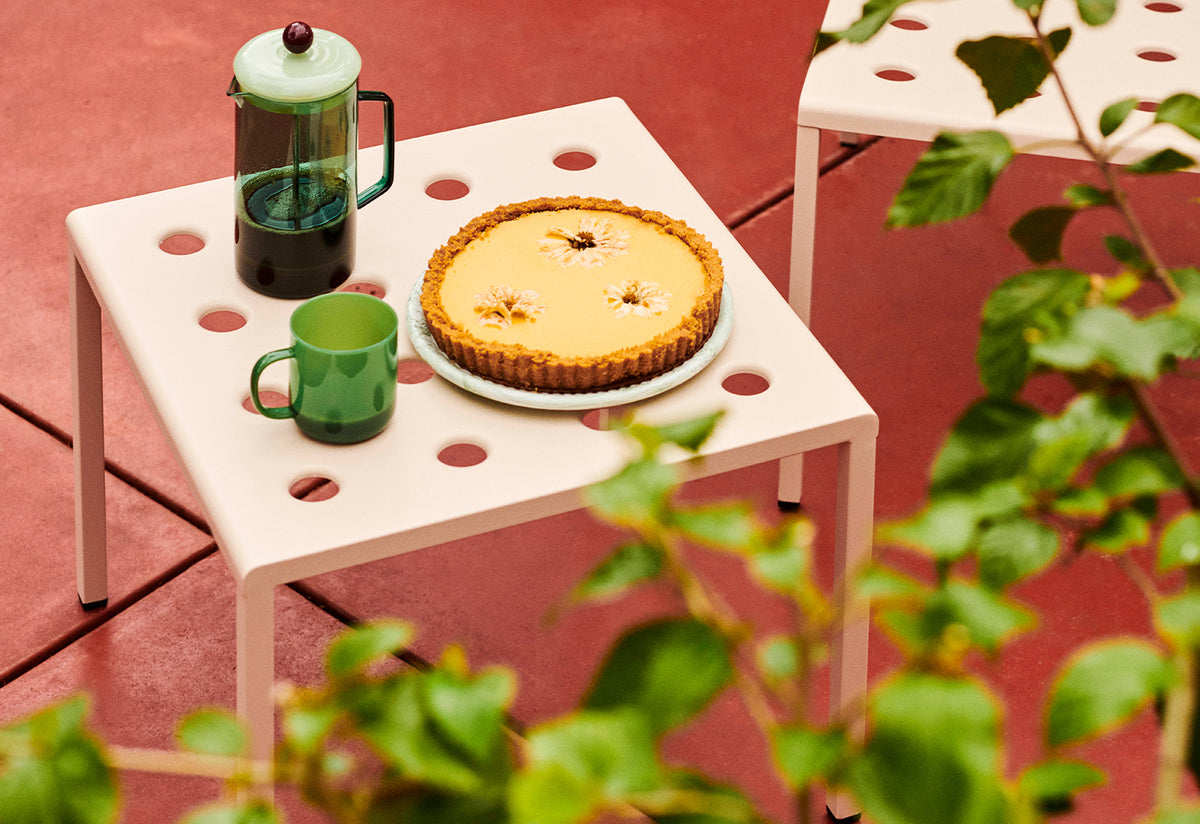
579;405;633;431
341;280;387;298
159;232;205;255
437;442;488;467
289;476;340;502
1145;1;1183;11
889;16;928;30
1137;100;1161;112
425;178;471;201
199;309;247;332
1137;47;1177;62
242;390;289;414
875;67;917;82
397;358;435;384
553;150;598;171
721;371;771;396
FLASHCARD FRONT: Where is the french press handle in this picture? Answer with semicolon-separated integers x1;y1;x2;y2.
357;90;394;209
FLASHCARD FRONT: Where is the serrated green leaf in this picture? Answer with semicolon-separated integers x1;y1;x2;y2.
1127;147;1195;174
848;674;1010;824
1159;512;1200;573
572;541;664;602
1100;98;1138;137
931;398;1042;494
424;668;514;763
628;411;724;456
527;710;661;798
977;516;1060;590
978;268;1091;397
957;34;1063;116
585;619;732;735
772;725;846;788
1010;205;1076;263
1155;93;1200;140
881;482;1026;561
585;457;677;527
1157;590;1200;646
672;502;758;549
326;620;412;678
177;709;246;757
933;581;1036;653
887;131;1015;227
1065;183;1112;207
1046;640;1171;747
509;762;593;824
1017;759;1105;811
1027;392;1134;491
1095;446;1185;498
1076;0;1116;25
818;0;920;49
1031;305;1191;380
1084;501;1155;554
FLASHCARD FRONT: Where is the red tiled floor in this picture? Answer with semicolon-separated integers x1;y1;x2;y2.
4;0;1199;822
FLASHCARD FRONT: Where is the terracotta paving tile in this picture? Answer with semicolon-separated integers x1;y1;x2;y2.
0;406;212;679
0;555;343;824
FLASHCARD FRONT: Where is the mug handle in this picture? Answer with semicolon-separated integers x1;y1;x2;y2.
356;90;394;209
250;349;296;420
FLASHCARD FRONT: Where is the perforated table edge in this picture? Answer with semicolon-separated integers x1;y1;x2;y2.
68;98;878;796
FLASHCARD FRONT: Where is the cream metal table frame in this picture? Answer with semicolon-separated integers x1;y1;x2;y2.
70;99;877;798
791;0;1200;325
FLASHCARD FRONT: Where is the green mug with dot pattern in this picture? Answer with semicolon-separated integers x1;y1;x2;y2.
251;292;398;444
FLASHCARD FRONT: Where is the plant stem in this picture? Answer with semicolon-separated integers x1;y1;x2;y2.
1156;623;1198;809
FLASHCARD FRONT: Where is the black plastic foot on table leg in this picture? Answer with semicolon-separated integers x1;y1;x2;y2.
79;597;108;611
825;807;861;824
778;500;801;513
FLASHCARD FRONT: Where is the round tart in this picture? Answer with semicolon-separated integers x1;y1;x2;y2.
420;196;724;393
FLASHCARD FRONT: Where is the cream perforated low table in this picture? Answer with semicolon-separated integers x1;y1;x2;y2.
69;99;878;794
791;0;1200;324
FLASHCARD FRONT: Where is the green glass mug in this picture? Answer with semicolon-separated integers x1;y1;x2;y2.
250;292;399;444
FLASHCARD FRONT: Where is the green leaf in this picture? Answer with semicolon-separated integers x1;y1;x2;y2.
1103;234;1145;268
509;763;593;824
1095;446;1185;499
817;0;919;51
326;620;412;678
177;709;246;757
977;516;1060;590
931;398;1041;494
1159;512;1200;573
672;502;758;550
0;698;118;824
887;131;1015;227
957;31;1068;116
1076;0;1116;25
572;541;664;602
848;674;1010;824
748;518;815;595
880;482;1026;562
281;703;339;754
585;619;732;735
930;581;1036;653
1051;485;1110;517
1155;93;1200;140
1065;183;1112;207
526;710;661;800
626;411;724;457
772;725;846;788
585;457;677;528
1046;640;1171;747
179;801;280;824
1031;305;1191;380
424;668;515;763
977;268;1091;397
1027;392;1134;491
1017;759;1105;813
1149;810;1200;824
1084;500;1156;554
1100;98;1138;137
1126;147;1195;174
758;636;799;679
1157;591;1200;646
1010;206;1076;263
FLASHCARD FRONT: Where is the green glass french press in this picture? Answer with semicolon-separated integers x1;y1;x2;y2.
229;22;394;299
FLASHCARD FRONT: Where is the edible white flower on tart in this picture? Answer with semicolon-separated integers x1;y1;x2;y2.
538;215;631;267
473;285;547;328
605;279;671;318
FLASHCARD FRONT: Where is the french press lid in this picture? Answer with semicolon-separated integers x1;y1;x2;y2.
232;22;362;102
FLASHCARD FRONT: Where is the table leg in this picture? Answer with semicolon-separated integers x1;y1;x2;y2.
71;251;108;609
826;433;876;822
237;576;275;794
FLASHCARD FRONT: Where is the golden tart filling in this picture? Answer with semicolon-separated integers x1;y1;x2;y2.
420;196;724;392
